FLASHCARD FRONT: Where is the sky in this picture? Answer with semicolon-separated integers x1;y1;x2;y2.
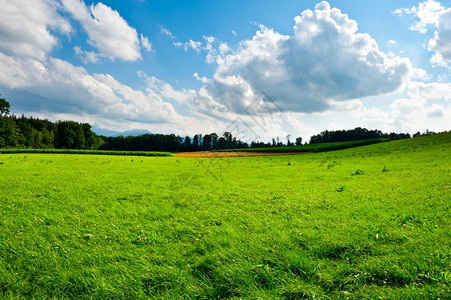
0;0;450;142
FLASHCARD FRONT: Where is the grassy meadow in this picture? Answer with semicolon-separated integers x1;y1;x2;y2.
0;133;450;299
0;148;173;157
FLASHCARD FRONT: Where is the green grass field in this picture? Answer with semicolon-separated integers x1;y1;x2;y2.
0;148;173;157
0;133;450;299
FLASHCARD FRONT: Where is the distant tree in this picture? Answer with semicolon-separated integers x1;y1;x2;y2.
309;127;410;144
423;129;435;136
0;96;10;117
74;125;86;149
192;134;202;150
413;130;435;137
0;117;20;147
55;121;90;149
217;137;230;149
223;132;232;144
202;134;212;150
184;136;191;150
41;128;55;148
295;137;303;145
210;133;219;149
0;97;20;147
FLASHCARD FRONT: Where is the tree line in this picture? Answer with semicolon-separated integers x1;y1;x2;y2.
1;96;435;152
309;127;411;144
0;96;103;149
99;132;250;152
100;127;413;152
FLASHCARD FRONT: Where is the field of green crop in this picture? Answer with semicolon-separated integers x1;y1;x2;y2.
0;148;173;157
0;133;450;299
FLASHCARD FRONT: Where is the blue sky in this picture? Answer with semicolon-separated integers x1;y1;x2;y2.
1;0;450;141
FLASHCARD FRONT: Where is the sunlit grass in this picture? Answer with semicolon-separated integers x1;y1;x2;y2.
0;132;450;298
0;148;173;156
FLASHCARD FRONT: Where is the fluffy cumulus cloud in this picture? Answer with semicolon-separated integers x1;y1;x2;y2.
358;81;451;133
394;0;444;33
74;46;99;64
0;0;72;60
0;0;447;138
389;99;451;133
198;1;411;115
61;0;145;61
406;80;451;100
429;8;451;67
0;0;151;64
0;0;173;130
395;0;451;67
0;53;180;124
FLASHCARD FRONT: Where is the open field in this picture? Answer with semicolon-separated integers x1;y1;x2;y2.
0;148;173;157
0;133;450;298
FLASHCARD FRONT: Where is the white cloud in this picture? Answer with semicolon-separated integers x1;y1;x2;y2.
0;52;48;89
0;52;180;124
1;0;447;139
396;0;451;67
410;67;431;81
394;0;444;33
394;0;443;33
389;98;428;131
0;0;233;135
61;0;143;61
140;34;152;52
74;46;99;64
159;25;175;39
161;27;213;55
389;98;450;133
193;73;209;84
219;42;231;54
198;1;411;115
141;73;198;105
93;73;179;123
173;40;202;53
203;36;219;64
388;40;397;47
428;8;451;67
280;113;315;141
0;0;72;60
406;81;451;100
358;81;451;133
358;107;390;131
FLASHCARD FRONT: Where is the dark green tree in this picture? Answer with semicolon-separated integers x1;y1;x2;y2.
202;134;212;150
55;121;87;149
192;134;202;150
184;136;192;150
0;96;10;117
210;133;219;149
0;117;20;147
